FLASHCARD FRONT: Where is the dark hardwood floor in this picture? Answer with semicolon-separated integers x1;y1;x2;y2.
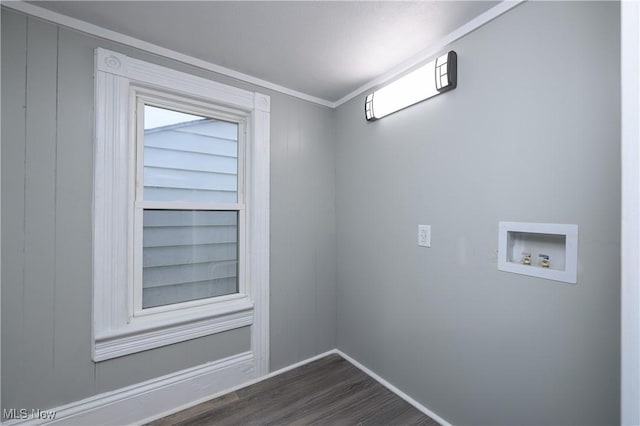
147;354;439;426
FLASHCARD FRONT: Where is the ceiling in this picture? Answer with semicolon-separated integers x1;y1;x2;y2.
26;1;499;103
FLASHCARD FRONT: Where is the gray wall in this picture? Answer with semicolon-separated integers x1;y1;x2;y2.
1;9;337;411
2;2;623;424
335;2;620;425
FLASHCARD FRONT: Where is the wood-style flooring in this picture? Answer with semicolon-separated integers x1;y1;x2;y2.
147;354;439;426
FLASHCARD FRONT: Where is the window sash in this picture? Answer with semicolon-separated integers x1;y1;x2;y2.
132;93;248;316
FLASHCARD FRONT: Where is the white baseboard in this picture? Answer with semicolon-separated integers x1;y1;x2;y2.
335;349;453;426
3;348;451;426
3;351;256;426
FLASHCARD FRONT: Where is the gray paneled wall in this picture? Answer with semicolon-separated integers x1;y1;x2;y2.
1;9;337;411
335;2;620;425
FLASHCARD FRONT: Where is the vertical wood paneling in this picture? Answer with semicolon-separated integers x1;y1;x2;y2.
21;16;58;407
2;9;335;411
1;10;28;411
269;96;337;371
52;27;97;404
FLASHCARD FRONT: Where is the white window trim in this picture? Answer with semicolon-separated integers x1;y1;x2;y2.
92;48;270;372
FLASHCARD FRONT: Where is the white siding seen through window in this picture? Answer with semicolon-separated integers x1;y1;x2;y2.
139;105;241;309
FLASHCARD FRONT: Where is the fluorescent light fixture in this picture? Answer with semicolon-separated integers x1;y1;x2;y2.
365;51;457;121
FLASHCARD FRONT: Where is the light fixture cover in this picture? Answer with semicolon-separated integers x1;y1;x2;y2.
365;50;457;121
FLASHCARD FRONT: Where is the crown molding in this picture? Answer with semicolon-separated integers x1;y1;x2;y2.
1;0;523;109
0;0;334;108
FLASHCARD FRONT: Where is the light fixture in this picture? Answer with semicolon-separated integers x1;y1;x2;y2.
365;50;457;121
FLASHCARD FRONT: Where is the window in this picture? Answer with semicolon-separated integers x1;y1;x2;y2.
93;48;270;368
135;99;244;313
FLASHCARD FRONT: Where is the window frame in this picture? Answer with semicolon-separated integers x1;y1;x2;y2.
92;48;270;368
132;91;247;316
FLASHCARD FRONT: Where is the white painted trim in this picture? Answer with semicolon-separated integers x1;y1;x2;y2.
1;0;334;108
96;48;255;110
250;92;271;376
93;65;130;354
2;351;256;426
94;309;254;362
93;48;270;365
621;1;640;424
333;0;525;107
2;0;522;109
335;350;454;426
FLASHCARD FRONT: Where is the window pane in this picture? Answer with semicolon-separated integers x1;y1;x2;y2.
142;210;238;309
143;105;238;203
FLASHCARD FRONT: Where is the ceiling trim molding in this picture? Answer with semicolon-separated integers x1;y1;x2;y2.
2;0;523;109
1;0;335;108
333;0;525;108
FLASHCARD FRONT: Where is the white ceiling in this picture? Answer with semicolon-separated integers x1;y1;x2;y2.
26;1;499;103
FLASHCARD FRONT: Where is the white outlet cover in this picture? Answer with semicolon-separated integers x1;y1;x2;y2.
418;225;431;247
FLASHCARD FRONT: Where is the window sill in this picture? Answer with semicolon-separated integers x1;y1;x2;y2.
94;297;253;361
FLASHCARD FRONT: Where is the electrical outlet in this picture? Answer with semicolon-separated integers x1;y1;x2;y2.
418;225;431;247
